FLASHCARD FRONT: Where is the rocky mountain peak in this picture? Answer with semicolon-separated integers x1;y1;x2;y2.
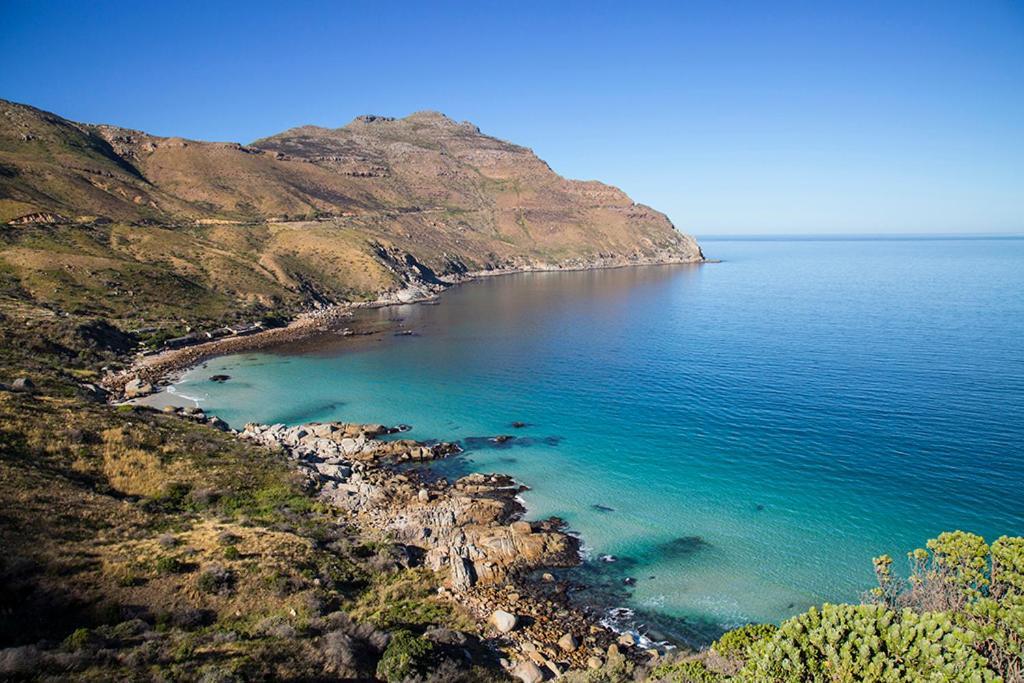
352;114;396;125
0;97;703;280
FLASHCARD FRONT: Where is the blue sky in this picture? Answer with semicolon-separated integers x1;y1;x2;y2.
2;1;1022;234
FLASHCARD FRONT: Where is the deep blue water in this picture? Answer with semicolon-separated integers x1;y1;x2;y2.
154;237;1024;641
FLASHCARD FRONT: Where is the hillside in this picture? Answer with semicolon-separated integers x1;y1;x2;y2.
0;99;709;681
0;99;702;337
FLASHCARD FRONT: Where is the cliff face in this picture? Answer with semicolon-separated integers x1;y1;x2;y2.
0;99;701;322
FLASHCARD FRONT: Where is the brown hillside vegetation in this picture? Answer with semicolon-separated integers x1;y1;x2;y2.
0;99;702;334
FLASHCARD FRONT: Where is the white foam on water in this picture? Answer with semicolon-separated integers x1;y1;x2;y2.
166;385;204;405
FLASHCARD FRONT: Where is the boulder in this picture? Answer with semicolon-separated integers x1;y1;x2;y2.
78;382;108;402
558;632;579;652
511;521;533;536
310;423;336;438
448;551;475;590
617;632;636;647
11;377;35;392
315;463;351;480
363;423;388;437
489;609;518;634
512;660;544;683
207;416;229;431
123;378;153;398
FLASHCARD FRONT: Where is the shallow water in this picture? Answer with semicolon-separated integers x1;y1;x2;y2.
157;236;1024;642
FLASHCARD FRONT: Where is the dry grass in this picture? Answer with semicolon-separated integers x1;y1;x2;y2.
0;390;435;679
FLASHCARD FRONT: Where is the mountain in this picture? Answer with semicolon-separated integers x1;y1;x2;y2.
0;99;701;330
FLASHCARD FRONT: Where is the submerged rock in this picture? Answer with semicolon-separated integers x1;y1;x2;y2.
656;535;710;558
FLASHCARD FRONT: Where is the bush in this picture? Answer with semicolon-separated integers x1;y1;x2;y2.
917;531;991;604
0;645;40;675
223;545;240;560
874;530;1024;680
63;627;93;651
992;536;1024;598
155;556;185;574
197;564;235;595
376;629;435;683
738;603;996;682
649;658;721;682
711;623;777;658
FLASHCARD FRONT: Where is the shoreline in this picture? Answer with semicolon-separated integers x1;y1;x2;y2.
104;257;706;670
106;257;705;395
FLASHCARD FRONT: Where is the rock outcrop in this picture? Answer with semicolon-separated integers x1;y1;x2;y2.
237;418;635;674
239;421;576;588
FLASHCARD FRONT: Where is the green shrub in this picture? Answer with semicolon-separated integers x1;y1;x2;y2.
223;545;241;560
197;564;235;595
155;556;185;574
738;603;996;682
711;623;778;658
921;531;991;599
63;626;92;651
376;629;435;682
649;658;721;682
992;536;1024;598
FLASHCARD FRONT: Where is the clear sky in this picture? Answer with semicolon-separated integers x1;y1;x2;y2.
2;1;1022;235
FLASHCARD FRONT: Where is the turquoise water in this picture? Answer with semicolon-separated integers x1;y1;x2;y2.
159;236;1024;642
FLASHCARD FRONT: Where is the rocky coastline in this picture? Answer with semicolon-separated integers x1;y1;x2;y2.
150;406;657;679
103;286;441;397
99;259;705;678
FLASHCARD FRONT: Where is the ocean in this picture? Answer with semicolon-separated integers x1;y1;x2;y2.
155;236;1024;643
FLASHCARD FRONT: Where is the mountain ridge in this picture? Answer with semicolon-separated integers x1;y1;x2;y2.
0;97;702;336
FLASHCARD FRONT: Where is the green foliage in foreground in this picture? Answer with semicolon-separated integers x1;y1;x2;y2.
649;659;721;682
711;622;778;659
716;530;1024;683
737;603;995;682
375;629;436;683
